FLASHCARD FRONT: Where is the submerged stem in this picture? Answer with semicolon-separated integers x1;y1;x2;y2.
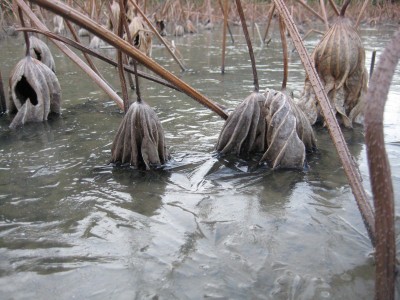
235;0;259;92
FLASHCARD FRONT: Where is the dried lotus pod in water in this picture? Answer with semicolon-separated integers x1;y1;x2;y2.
29;36;56;72
298;16;368;128
261;89;315;169
111;101;168;170
216;92;266;158
8;56;61;129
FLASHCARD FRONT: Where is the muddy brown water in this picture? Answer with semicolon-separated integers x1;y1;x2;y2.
0;23;399;299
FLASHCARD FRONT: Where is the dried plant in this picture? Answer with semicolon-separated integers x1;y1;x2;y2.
216;92;266;157
8;56;61;129
298;11;368;128
29;35;56;72
110;100;168;169
261;89;315;169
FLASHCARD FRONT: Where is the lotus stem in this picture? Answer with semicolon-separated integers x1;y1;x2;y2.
320;0;329;31
64;19;104;81
221;0;228;74
263;4;275;44
370;49;376;79
118;0;130;112
235;0;259;92
15;0;125;110
218;0;234;44
328;0;340;16
121;0;141;102
29;0;228;119
17;27;180;92
128;0;186;72
278;15;288;91
17;6;30;56
340;0;351;17
273;0;376;245
355;0;369;29
294;0;325;23
0;70;6;114
364;28;400;300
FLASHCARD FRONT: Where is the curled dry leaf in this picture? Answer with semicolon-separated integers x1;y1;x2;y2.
298;16;368;128
127;16;153;58
261;89;315;169
8;56;61;129
111;101;168;170
216;92;266;158
29;36;56;72
216;90;315;169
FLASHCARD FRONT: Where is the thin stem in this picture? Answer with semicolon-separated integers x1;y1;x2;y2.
0;69;6;114
17;6;30;56
327;0;340;16
320;0;329;31
118;0;129;112
218;0;234;44
221;0;228;74
235;0;259;92
278;15;288;91
369;49;376;79
128;0;186;72
263;4;275;43
355;0;368;29
340;0;351;17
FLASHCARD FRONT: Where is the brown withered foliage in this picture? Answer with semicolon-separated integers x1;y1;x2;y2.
216;90;315;169
110;101;168;170
216;92;266;158
261;89;315;169
29;36;56;72
298;16;368;128
8;56;61;129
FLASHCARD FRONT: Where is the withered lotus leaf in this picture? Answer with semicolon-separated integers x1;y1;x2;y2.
216;92;266;157
8;56;61;129
29;36;56;72
111;101;168;169
261;89;312;169
298;17;368;127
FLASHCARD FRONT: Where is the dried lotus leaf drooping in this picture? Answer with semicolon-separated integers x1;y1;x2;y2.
298;13;368;128
29;36;56;72
216;92;266;157
8;56;61;129
110;101;168;170
261;89;315;169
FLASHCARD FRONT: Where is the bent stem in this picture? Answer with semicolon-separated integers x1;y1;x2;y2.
29;0;228;119
15;0;125;110
365;29;400;300
273;0;376;245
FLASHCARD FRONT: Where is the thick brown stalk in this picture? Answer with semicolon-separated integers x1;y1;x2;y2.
273;0;376;244
235;0;259;92
15;0;125;110
118;0;129;112
29;0;228;120
221;0;228;74
365;29;400;300
278;15;288;91
17;27;180;92
128;0;186;72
